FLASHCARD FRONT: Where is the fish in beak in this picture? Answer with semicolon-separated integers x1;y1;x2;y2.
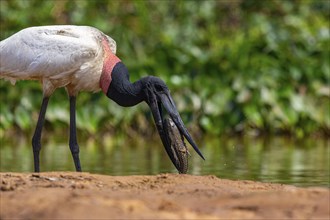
163;117;189;173
144;77;205;173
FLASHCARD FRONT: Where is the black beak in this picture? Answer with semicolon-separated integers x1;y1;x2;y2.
147;87;205;172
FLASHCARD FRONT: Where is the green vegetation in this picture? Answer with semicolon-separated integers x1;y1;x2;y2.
0;0;329;137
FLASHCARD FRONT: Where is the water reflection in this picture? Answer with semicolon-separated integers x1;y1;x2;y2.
0;134;329;187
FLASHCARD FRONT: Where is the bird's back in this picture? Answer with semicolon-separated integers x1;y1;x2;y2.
0;25;117;95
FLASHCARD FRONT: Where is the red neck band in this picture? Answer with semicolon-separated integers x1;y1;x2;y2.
100;38;121;94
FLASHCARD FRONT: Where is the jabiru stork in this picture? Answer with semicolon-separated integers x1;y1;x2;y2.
0;25;204;173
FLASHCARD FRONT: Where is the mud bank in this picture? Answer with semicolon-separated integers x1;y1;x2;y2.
0;172;329;219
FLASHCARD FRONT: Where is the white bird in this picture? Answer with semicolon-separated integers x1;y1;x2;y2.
0;25;204;173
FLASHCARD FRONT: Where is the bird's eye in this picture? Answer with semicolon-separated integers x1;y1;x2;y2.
155;85;164;92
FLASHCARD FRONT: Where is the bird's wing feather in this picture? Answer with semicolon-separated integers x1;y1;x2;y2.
0;26;116;81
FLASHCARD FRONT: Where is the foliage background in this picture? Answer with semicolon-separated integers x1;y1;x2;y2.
0;0;329;138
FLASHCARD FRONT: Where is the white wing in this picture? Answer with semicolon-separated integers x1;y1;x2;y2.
0;25;116;84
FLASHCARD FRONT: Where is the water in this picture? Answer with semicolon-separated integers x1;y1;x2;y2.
0;134;329;187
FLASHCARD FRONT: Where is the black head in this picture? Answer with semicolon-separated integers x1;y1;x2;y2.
105;61;204;172
143;76;205;167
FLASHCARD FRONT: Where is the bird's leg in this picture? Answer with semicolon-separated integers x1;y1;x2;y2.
69;96;82;171
32;97;49;172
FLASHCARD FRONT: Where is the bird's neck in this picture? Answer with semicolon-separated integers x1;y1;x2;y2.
99;51;121;94
99;37;145;107
100;59;145;107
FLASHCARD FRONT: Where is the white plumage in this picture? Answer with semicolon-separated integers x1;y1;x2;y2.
0;25;117;96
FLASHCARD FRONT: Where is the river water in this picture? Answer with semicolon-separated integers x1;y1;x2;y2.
1;134;329;187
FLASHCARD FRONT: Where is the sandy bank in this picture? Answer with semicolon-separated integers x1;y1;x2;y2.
0;172;329;219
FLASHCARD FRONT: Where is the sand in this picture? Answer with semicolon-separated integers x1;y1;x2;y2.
0;172;329;219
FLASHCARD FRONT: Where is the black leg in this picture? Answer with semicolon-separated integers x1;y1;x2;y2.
69;96;82;171
32;97;49;172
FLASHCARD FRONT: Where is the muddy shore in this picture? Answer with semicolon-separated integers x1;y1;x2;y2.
0;172;329;219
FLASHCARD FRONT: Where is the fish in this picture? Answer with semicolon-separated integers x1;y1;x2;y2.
163;117;190;174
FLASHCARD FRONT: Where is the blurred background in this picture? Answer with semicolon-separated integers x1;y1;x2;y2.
1;0;329;137
0;0;329;186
